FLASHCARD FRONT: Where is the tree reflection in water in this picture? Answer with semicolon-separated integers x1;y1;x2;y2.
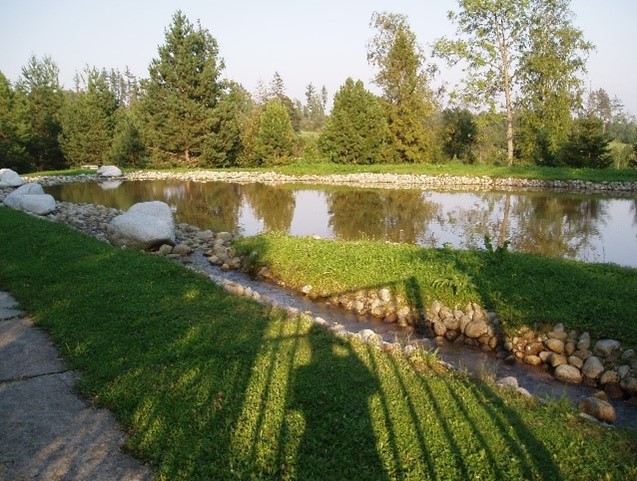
44;181;637;267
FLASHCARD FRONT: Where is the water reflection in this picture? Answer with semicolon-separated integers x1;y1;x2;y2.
45;180;637;267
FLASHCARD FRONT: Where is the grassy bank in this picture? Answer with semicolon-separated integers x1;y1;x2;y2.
1;207;636;480
23;163;637;184
236;233;637;346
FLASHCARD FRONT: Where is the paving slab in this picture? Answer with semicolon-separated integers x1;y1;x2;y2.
0;292;24;320
0;291;153;480
0;317;65;382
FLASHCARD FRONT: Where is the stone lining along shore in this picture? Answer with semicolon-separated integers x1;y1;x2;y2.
28;169;637;194
2;171;637;424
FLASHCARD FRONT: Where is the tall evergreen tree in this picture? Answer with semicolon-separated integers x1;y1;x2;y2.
139;10;225;166
59;67;118;166
202;81;253;167
301;83;327;131
253;99;296;165
560;115;612;168
368;12;436;163
0;72;31;172
17;55;66;171
441;107;478;162
319;78;388;164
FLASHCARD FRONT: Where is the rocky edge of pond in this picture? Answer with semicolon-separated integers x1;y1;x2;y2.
2;168;637;427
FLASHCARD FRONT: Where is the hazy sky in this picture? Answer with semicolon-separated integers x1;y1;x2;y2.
1;0;635;114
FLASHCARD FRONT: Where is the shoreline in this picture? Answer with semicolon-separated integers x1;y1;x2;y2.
28;169;637;194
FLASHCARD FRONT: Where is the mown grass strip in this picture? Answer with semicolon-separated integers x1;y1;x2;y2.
235;232;637;346
1;207;636;480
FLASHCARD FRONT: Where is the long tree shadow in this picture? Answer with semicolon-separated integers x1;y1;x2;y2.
290;324;390;481
405;355;564;481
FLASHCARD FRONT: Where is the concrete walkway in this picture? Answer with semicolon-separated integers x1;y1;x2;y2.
0;291;153;481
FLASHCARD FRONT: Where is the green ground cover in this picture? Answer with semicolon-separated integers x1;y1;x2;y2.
236;233;637;347
1;207;636;480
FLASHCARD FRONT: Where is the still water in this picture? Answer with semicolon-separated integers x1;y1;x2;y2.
45;179;637;268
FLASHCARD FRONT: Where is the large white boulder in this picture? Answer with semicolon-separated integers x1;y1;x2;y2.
127;201;175;228
97;165;123;177
107;201;175;250
3;183;45;209
18;194;57;215
0;168;24;187
2;183;56;215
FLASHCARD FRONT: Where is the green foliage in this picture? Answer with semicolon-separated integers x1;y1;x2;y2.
59;67;119;166
441;107;477;162
108;106;147;167
435;0;593;167
319;78;388;164
138;10;226;166
515;0;593;166
236;232;637;345
16;55;67;171
252;99;296;165
0;72;31;172
560;115;613;168
1;208;635;480
300;83;327;131
201;81;253;167
368;11;437;163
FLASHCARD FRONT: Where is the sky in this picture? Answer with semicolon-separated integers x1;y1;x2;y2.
1;0;635;114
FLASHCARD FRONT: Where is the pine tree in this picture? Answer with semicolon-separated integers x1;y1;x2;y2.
17;55;66;171
560;115;612;168
139;10;225;166
319;78;388;164
368;12;436;163
59;67;118;166
0;72;31;172
253;99;295;165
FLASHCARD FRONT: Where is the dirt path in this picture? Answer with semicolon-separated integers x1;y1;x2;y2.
0;291;153;481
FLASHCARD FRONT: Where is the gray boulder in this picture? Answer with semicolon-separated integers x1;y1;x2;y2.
128;201;174;228
593;339;620;358
464;319;489;339
3;183;45;209
18;194;56;215
2;183;54;215
578;396;616;424
554;364;583;384
107;201;175;250
581;356;605;379
97;165;123;177
0;168;24;187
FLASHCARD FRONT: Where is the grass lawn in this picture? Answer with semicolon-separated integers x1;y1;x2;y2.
1;207;636;480
235;233;637;347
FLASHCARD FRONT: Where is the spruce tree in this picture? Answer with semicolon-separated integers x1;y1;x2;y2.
17;55;66;171
59;67;118;166
139;11;224;166
319;78;388;164
253;99;295;165
0;72;31;172
560;115;612;168
368;12;436;163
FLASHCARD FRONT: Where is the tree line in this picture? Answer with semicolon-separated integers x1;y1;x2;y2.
1;2;636;174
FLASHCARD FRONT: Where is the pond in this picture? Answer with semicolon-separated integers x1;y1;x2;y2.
45;179;637;268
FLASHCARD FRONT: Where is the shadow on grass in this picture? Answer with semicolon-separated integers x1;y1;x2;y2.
0;208;621;480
